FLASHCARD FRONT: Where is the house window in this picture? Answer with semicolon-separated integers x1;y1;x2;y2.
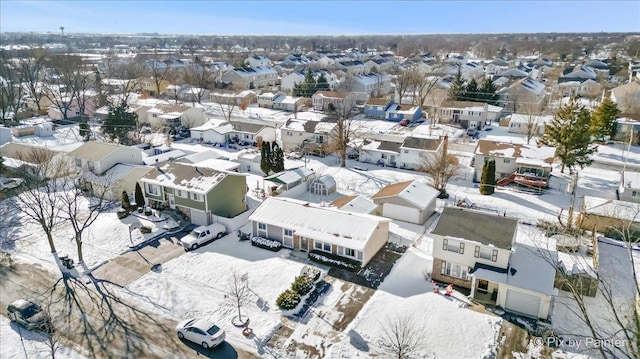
475;246;498;262
504;159;511;164
87;161;94;171
314;240;332;253
478;279;489;292
75;158;82;168
443;238;464;254
440;261;470;280
146;183;159;196
190;192;204;202
381;154;387;159
257;222;267;237
284;229;293;237
176;189;187;198
404;150;409;154
286;131;292;136
633;191;638;197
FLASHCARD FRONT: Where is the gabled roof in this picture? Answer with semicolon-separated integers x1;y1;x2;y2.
432;207;518;250
581;196;640;223
365;98;391;106
330;195;377;214
141;162;234;194
248;197;389;250
474;139;556;164
68;141;133;161
439;100;487;109
506;243;557;295
231;122;266;134
264;167;314;185
401;136;442;151
361;139;402;153
313;91;351;100
371;180;439;210
0;142;62;163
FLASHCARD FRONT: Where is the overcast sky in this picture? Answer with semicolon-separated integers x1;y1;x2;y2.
1;1;639;35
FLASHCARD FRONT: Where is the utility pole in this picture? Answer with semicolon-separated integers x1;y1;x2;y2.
566;171;579;230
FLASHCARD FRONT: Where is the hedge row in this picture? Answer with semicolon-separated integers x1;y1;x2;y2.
308;250;361;272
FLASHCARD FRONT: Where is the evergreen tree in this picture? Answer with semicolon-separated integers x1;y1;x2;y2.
102;100;137;144
479;158;496;195
0;155;4;174
121;190;132;212
448;67;466;101
134;182;145;209
591;95;620;141
538;97;596;173
94;70;107;107
271;143;285;173
79;119;91;141
315;73;330;91
302;70;316;97
463;78;479;101
479;78;499;105
260;141;272;174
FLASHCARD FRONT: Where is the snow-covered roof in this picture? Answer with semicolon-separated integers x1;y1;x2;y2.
142;150;185;165
141;162;234;194
371;180;439;210
248;197;389;250
474;139;556;164
582;196;640;223
192;158;241;172
505;243;557;296
178;150;222;163
330;195;378;214
621;171;640;190
265;167;314;185
515;158;552;168
190;118;229;132
508;113;553;126
361;139;402;154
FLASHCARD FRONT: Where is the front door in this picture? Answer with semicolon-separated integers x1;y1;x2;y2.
168;194;176;209
299;236;308;252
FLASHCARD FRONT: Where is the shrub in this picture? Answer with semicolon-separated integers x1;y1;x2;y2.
308;250;361;272
251;236;282;252
291;275;314;296
139;226;152;234
116;208;129;219
276;289;301;310
144;207;152;216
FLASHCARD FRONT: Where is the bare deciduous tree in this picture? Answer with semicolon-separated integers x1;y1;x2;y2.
11;148;69;256
420;136;459;196
520;100;546;145
19;48;48;114
0;52;27;124
43;54;86;121
226;270;252;324
377;313;426;359
327;103;359;167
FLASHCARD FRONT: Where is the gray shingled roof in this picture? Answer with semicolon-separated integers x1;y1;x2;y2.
432;207;518;250
401;137;441;151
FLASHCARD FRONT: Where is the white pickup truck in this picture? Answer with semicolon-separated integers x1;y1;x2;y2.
180;223;226;250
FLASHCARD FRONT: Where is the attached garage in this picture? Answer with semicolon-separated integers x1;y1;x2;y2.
190;209;210;226
504;289;542;318
382;203;420;224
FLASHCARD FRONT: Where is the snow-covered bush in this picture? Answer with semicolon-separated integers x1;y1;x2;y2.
139;226;152;234
276;289;301;310
117;208;129;219
251;236;282;252
291;275;314;296
309;250;361;272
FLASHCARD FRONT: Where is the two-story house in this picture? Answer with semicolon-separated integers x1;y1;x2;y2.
67;141;144;175
473;139;556;190
397;136;444;170
221;67;279;90
349;73;393;101
245;55;272;68
431;207;555;319
140;162;247;225
248;197;390;267
498;77;546;114
437;100;488;130
312;91;356;112
280;118;336;155
145;104;206;129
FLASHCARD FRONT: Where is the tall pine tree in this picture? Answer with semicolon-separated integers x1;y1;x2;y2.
479;158;496;195
134;182;145;209
260;141;272;174
590;95;620;141
102;100;137;144
271;143;285;173
315;73;330;91
538;97;596;173
479;78;499;105
448;67;466;101
462;78;479;101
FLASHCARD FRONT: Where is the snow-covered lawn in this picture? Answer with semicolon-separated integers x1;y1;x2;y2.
324;246;501;358
0;316;86;359
121;232;307;354
0;204;171;274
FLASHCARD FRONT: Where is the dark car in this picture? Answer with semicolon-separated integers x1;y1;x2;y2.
7;299;50;331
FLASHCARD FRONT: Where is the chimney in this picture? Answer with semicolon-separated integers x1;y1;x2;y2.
155;158;159;170
195;166;203;175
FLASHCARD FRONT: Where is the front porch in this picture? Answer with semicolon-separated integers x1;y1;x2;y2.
469;263;508;306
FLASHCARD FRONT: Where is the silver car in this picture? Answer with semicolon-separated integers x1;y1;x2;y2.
7;299;50;331
176;318;226;349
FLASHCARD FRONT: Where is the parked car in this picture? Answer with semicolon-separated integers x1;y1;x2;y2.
7;299;50;331
176;318;226;349
0;177;24;190
466;128;478;137
180;223;226;250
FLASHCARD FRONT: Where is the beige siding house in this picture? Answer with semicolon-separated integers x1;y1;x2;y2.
67;141;144;175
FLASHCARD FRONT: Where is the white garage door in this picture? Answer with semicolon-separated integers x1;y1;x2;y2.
382;203;420;224
190;209;209;226
505;289;541;318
